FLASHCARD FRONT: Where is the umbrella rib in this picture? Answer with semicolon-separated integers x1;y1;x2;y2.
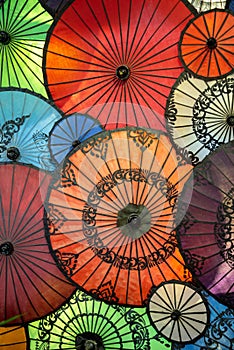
215;46;234;70
117;0;124;62
214;11;230;40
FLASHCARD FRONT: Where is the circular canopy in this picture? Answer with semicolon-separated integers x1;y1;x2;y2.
0;326;27;349
43;0;194;129
28;288;171;349
165;71;234;165
49;113;103;164
45;127;192;306
179;9;234;79
0;0;52;96
176;141;234;308
0;163;75;324
148;281;209;344
0;88;62;171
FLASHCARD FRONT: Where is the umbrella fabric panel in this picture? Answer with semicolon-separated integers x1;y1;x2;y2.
179;9;234;79
44;0;194;129
0;326;27;349
176;141;234;308
0;89;62;171
0;0;52;96
0;163;75;324
165;71;234;165
45;128;193;306
187;0;227;12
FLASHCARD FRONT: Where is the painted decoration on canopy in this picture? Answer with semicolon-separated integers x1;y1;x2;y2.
45;127;193;307
0;163;75;324
0;326;27;349
43;0;194;129
148;281;209;343
28;288;171;350
187;0;227;12
176;140;234;308
173;291;234;350
39;0;69;16
0;0;52;97
165;71;234;165
179;9;234;79
49;113;103;164
0;88;62;171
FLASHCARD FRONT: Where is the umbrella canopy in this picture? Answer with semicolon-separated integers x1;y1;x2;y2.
28;288;171;349
45;127;193;307
172;290;234;350
147;281;209;344
0;163;75;324
179;9;234;79
43;0;194;129
0;0;52;97
187;0;227;12
49;113;103;164
0;88;62;171
39;0;69;17
230;0;234;11
0;326;27;349
176;140;234;308
165;71;234;165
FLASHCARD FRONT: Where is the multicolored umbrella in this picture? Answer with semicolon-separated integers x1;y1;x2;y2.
147;281;209;344
0;163;75;324
172;290;234;350
43;0;194;129
45;127;193;307
176;140;234;308
0;0;52;96
49;113;103;164
187;0;227;12
179;9;234;79
28;288;171;349
0;88;62;171
0;325;27;349
165;71;234;165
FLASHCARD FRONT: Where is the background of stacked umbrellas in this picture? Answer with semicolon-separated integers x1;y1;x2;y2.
0;0;233;349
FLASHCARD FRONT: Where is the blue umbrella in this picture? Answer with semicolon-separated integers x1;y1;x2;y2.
229;0;234;11
49;113;103;164
0;88;62;171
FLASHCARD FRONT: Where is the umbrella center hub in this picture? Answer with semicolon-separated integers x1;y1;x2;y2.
117;203;151;239
0;241;14;256
227;115;234;127
116;65;130;80
75;332;104;350
72;139;81;148
7;147;20;161
0;30;11;45
206;37;217;50
171;309;182;321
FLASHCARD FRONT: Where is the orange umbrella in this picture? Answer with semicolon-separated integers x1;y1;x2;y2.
45;127;192;306
0;326;27;349
179;9;234;79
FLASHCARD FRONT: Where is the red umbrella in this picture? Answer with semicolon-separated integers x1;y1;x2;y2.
0;163;75;324
43;0;194;129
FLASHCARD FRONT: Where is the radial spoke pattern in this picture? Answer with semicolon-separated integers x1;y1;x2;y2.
49;113;103;164
176;141;234;308
0;163;75;324
44;0;194;129
179;9;234;79
0;88;62;171
45;127;193;306
166;71;234;165
0;0;52;96
28;288;171;350
148;281;209;343
0;326;27;349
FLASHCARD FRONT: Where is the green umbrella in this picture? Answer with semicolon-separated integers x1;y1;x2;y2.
28;288;172;349
0;0;52;96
